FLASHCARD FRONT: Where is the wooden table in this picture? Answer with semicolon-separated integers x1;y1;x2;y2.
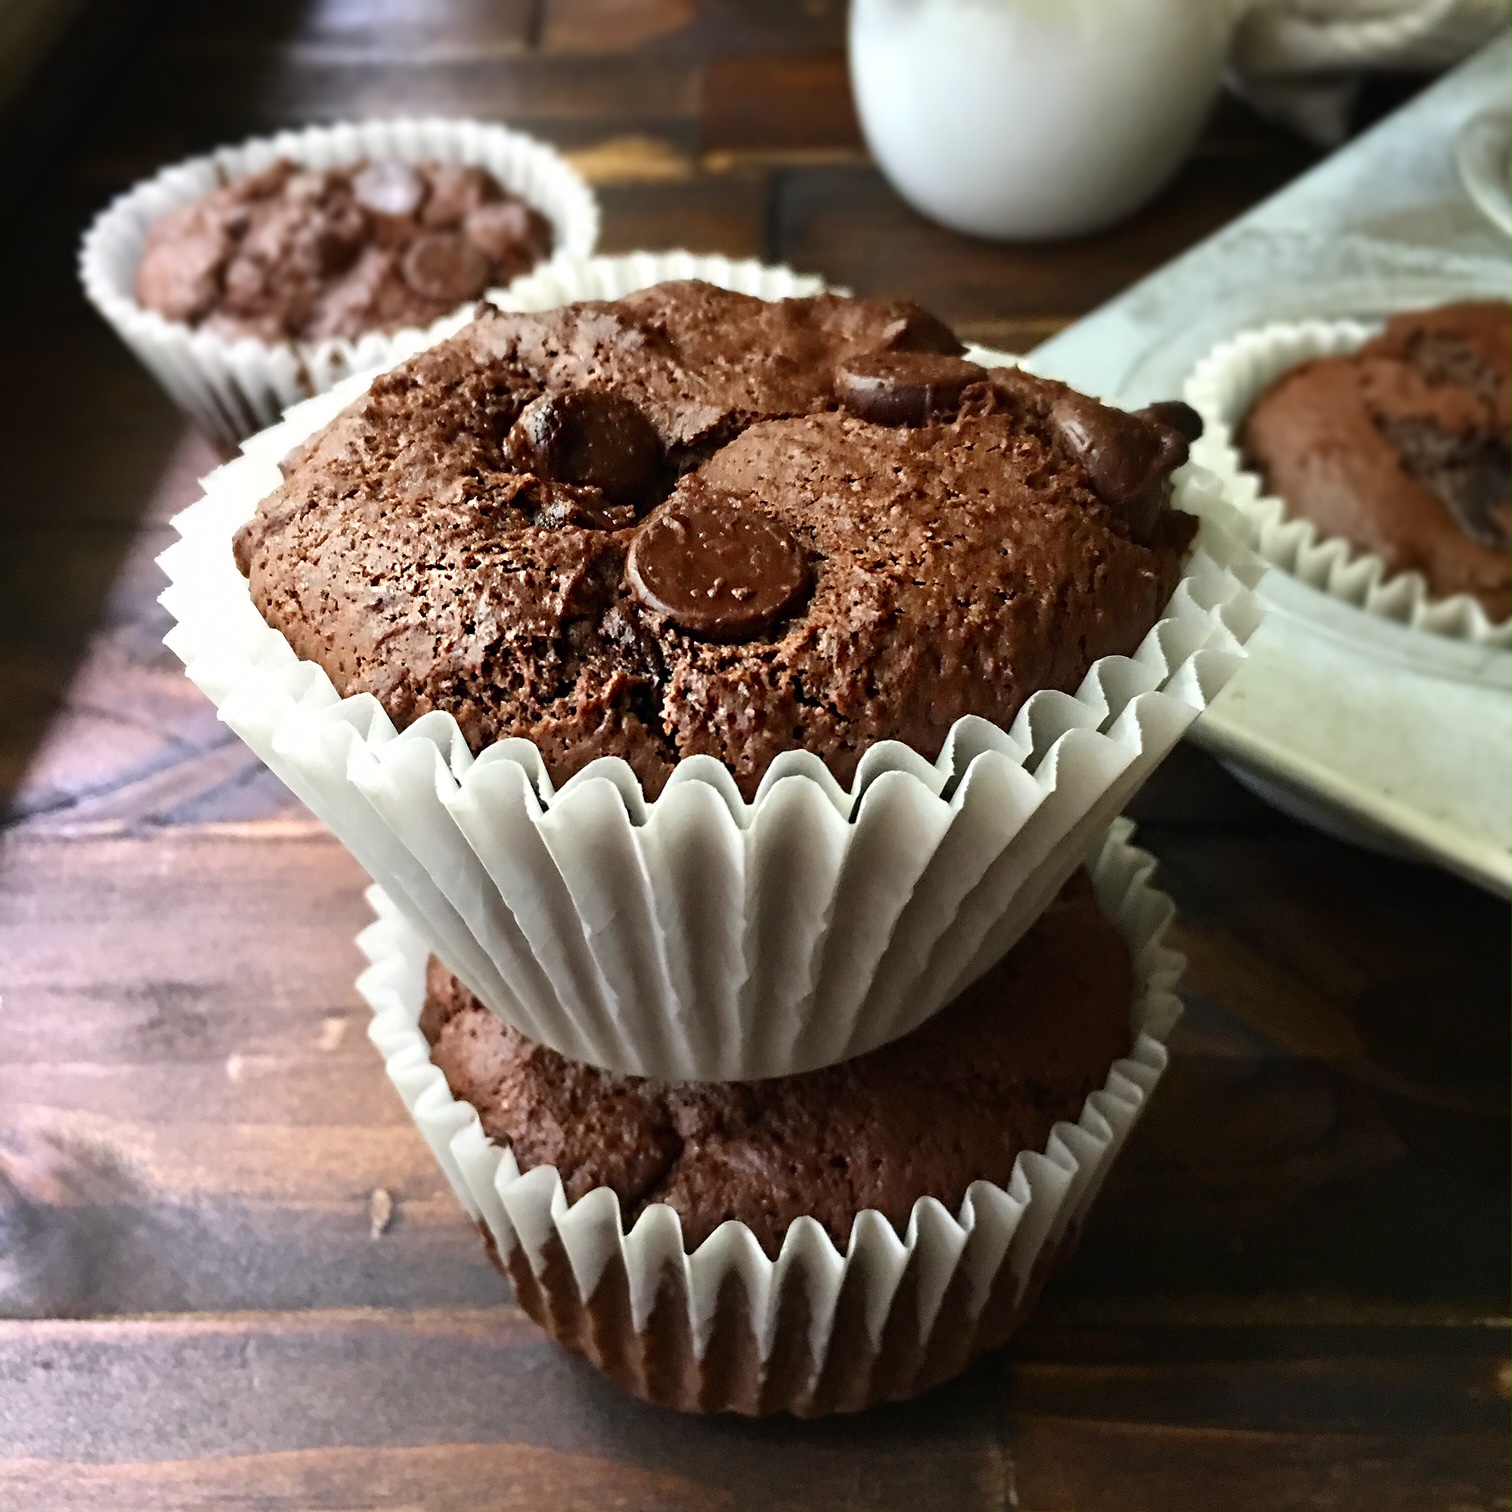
1;5;1507;1508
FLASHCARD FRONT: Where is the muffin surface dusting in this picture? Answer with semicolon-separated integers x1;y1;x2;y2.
233;280;1198;797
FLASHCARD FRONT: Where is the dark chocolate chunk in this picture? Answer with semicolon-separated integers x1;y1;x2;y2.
506;389;664;506
1051;392;1189;537
1136;399;1204;442
626;493;810;640
1401;328;1505;410
352;161;426;220
400;231;492;304
836;352;988;426
1378;416;1511;551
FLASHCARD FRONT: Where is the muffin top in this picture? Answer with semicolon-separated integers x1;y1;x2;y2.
422;869;1133;1256
135;157;552;344
233;280;1198;799
1241;300;1511;620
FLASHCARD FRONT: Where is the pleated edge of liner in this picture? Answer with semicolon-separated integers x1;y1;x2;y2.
356;817;1182;1362
1184;315;1511;649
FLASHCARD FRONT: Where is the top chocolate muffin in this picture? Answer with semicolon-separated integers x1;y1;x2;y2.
135;157;553;344
1242;301;1511;620
233;280;1199;799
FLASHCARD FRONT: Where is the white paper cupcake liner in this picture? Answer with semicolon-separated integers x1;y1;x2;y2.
361;818;1183;1417
79;117;600;447
157;253;1260;1081
1184;318;1511;648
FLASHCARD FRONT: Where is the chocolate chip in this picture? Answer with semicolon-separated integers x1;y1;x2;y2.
463;201;541;269
626;494;810;641
506;389;663;506
879;304;967;356
1051;392;1189;539
836;352;988;426
400;231;492;304
1401;329;1505;410
1136;399;1204;442
352;161;426;220
1377;416;1511;551
599;601;666;684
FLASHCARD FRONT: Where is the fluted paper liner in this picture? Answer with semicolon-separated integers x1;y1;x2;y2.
158;253;1259;1079
79;117;599;446
360;819;1182;1417
1185;318;1510;648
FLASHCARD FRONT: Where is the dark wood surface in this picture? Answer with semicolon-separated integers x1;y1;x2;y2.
0;4;1507;1508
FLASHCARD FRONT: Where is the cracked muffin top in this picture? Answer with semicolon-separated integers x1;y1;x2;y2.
421;868;1134;1256
1241;300;1510;620
233;280;1199;799
135;157;552;344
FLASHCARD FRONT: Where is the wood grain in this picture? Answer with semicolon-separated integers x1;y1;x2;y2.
0;2;1504;1508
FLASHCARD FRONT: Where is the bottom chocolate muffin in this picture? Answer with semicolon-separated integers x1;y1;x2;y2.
422;871;1133;1258
363;835;1181;1416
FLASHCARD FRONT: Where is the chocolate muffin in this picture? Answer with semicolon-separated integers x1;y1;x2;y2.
422;869;1133;1257
1241;301;1511;620
232;281;1198;799
135;157;553;344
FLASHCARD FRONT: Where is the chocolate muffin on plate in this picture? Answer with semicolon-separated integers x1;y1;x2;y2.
232;279;1200;798
1241;300;1510;621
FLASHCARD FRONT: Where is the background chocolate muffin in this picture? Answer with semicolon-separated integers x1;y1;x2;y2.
135;156;553;344
1241;300;1510;620
233;280;1198;798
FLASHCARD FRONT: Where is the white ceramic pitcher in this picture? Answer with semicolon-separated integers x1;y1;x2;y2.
850;0;1251;240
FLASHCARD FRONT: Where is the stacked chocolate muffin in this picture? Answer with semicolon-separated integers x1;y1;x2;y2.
186;278;1227;1412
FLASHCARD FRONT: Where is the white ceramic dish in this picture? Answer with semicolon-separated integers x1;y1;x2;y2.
1455;106;1512;236
1026;41;1512;893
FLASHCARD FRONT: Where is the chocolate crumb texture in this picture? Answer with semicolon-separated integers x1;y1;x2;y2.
234;280;1199;799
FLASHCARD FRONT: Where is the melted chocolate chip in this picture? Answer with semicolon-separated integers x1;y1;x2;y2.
836;352;988;426
352;161;426;220
1136;399;1204;442
626;494;810;640
1378;416;1512;551
1051;392;1189;539
400;231;491;304
506;389;663;506
879;304;968;356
